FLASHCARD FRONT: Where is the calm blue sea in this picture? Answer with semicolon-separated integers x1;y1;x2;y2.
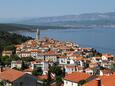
19;28;115;55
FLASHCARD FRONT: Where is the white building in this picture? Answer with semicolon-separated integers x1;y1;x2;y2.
30;60;50;75
64;72;91;86
11;61;22;69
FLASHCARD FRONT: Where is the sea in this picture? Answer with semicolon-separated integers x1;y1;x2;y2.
18;27;115;55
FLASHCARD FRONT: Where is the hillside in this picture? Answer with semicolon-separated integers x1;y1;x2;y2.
0;31;32;54
0;24;33;32
0;24;70;32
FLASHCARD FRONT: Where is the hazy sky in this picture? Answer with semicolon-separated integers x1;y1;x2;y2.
0;0;115;18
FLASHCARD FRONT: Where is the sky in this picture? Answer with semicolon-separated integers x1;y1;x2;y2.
0;0;115;18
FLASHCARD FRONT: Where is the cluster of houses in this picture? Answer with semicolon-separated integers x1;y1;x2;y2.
0;30;115;86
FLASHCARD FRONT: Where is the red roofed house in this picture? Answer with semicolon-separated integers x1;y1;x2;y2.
64;72;91;86
83;74;115;86
0;69;38;86
101;53;114;61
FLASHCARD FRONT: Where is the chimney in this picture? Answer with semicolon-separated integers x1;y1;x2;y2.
96;78;101;86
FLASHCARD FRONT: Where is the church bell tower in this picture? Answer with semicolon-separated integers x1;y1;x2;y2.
36;28;40;40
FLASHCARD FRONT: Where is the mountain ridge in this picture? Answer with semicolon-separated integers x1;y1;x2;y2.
0;12;115;28
15;12;115;27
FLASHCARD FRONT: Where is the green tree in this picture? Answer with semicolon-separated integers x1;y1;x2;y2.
4;45;15;51
21;61;27;70
48;63;63;86
49;63;63;76
56;76;63;86
78;80;86;85
46;64;52;86
1;56;12;66
46;70;51;86
21;57;35;62
0;81;4;86
0;31;32;56
62;67;66;77
32;67;43;76
110;63;115;71
11;54;20;61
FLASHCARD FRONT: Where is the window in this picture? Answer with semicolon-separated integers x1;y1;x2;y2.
61;60;64;63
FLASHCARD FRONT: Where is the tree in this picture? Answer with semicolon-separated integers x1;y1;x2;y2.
21;57;35;62
4;45;15;51
42;79;48;86
56;76;63;86
49;63;63;76
47;70;51;86
78;80;86;85
62;67;66;77
0;81;4;86
0;31;32;56
110;63;115;71
11;54;20;61
1;56;12;66
32;67;43;76
48;63;63;86
21;61;27;70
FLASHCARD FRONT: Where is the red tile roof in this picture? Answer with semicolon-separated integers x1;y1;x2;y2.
0;69;25;82
83;74;115;86
64;72;91;83
83;79;98;86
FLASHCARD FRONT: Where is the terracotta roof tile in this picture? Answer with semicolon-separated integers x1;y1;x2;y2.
0;69;25;82
83;74;115;86
64;72;91;83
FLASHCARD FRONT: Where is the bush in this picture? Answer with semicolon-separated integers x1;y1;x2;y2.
32;67;43;76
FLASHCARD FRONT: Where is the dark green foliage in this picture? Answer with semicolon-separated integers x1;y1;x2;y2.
46;63;63;86
92;49;102;57
32;67;43;76
47;70;51;86
42;79;48;86
21;57;35;62
78;80;86;85
110;63;115;71
45;64;52;86
11;54;20;61
49;63;63;76
62;67;66;77
0;81;4;86
21;61;28;70
0;31;32;55
0;56;12;66
4;45;15;51
55;76;63;86
0;54;20;66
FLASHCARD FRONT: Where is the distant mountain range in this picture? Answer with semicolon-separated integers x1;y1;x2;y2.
0;12;115;32
15;12;115;28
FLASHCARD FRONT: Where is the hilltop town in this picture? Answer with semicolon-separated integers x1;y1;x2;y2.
0;29;115;86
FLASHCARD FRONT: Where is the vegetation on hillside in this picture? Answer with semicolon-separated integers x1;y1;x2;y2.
0;23;71;33
0;31;32;55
